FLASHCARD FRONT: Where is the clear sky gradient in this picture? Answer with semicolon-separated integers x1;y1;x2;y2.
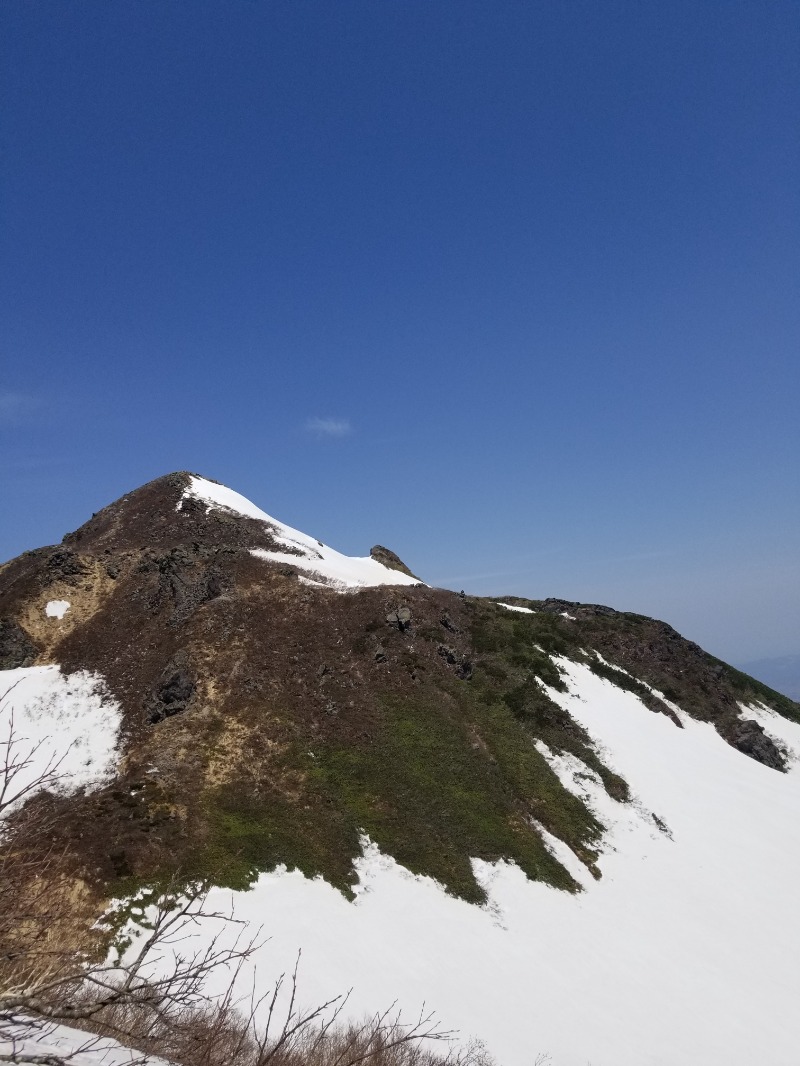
2;1;798;663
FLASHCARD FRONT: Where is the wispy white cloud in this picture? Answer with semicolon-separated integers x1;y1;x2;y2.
0;391;39;427
305;417;352;438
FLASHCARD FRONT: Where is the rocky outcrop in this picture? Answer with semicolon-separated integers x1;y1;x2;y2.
0;618;38;669
148;650;195;723
385;606;413;632
725;717;786;771
139;547;231;626
370;545;420;580
437;643;473;680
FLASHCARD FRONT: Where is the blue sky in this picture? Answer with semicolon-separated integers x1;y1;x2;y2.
2;1;798;663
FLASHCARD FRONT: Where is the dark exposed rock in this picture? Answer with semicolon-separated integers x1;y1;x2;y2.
438;644;473;681
159;669;193;707
109;848;132;878
0;618;38;669
539;599;617;618
178;496;207;517
651;813;672;837
149;650;195;724
386;606;412;632
726;718;786;771
45;549;86;584
370;545;420;580
144;548;230;625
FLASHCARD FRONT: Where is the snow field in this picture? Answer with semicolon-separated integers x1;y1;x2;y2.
182;476;423;591
0;665;122;817
119;656;800;1066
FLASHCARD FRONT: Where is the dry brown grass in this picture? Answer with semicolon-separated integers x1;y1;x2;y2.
16;557;118;664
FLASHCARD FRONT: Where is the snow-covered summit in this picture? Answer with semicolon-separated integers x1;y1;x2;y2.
181;475;424;592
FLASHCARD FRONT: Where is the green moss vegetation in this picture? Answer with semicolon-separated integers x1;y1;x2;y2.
119;594;791;909
503;677;629;804
172;686;603;904
310;689;597;902
161;598;640;904
472;603;575;668
166;744;359;897
469;603;631;815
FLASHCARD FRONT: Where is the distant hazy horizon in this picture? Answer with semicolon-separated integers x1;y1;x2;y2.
737;655;800;702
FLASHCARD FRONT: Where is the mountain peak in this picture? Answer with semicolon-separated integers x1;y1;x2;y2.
61;470;281;555
61;472;424;592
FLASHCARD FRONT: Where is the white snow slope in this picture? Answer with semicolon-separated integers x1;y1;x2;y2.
0;666;121;816
182;475;423;591
121;658;800;1066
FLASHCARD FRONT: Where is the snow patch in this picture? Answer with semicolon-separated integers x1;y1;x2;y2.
495;602;535;614
0;665;121;816
45;599;70;619
182;475;423;592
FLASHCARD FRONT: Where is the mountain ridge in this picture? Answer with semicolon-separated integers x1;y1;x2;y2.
1;471;795;903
